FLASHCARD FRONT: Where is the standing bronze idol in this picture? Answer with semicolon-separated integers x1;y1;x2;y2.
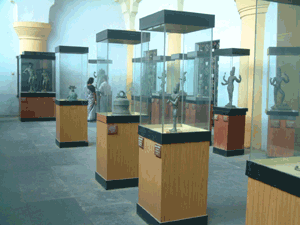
167;82;180;132
221;66;241;108
41;69;50;92
23;63;37;93
270;67;291;110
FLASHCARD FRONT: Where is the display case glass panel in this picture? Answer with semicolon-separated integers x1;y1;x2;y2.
96;29;148;117
140;10;215;134
213;49;250;108
250;0;300;172
19;52;55;95
55;46;88;101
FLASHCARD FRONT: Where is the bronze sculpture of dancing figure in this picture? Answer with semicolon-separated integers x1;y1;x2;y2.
221;66;241;108
270;67;290;110
41;70;50;92
167;82;180;133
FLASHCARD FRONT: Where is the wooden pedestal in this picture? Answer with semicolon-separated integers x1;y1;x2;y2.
245;160;300;225
95;113;140;190
137;125;211;224
185;103;213;131
19;93;56;122
266;110;298;157
55;100;88;148
213;107;248;157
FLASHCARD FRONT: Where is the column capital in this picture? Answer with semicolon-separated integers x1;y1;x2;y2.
115;0;143;30
235;0;270;19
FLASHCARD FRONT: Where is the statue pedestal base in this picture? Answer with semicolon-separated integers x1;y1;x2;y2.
213;106;248;157
55;100;88;148
137;125;211;224
95;113;140;190
19;93;56;122
266;110;299;157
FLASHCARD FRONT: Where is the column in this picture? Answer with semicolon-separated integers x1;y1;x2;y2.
235;0;270;149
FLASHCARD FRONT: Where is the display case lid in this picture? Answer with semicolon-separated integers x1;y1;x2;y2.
153;55;172;62
139;10;215;33
186;51;211;59
88;59;113;64
55;46;89;54
20;51;55;60
96;29;150;44
171;53;187;60
264;0;300;6
267;47;300;56
213;48;250;57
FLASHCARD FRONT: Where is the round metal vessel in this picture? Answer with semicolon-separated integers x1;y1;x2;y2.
112;91;131;116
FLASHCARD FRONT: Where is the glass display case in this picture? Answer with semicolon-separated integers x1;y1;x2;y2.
246;1;300;224
18;51;56;121
137;10;215;225
55;46;88;102
55;46;89;148
212;48;250;157
96;29;150;119
139;11;215;134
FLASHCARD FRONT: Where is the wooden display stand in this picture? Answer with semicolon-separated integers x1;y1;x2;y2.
137;125;211;224
266;110;298;158
95;113;140;190
245;159;300;225
213;107;248;157
19;93;56;122
55;100;88;148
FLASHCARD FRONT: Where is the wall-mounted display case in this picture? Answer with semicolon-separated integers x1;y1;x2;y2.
246;1;300;224
137;9;215;225
95;29;149;190
212;48;250;157
18;51;56;121
55;46;89;148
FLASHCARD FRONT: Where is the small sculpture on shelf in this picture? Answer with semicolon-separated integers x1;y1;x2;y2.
221;66;241;108
67;85;78;101
158;70;167;93
23;62;37;93
179;71;187;95
167;82;180;133
270;67;291;111
41;70;50;92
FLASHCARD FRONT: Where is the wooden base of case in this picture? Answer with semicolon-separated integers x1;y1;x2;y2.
96;113;139;190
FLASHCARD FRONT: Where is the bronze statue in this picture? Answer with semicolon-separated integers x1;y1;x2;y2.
41;70;50;92
158;70;167;93
167;82;180;133
270;67;290;110
23;62;37;93
221;67;241;108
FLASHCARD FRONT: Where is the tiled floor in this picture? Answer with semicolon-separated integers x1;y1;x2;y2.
0;117;249;225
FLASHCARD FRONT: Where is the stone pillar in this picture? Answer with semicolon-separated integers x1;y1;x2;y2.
114;0;142;101
13;22;52;54
235;0;270;149
11;0;54;54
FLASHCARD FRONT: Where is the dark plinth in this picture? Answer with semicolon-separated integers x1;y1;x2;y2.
213;107;248;157
187;51;210;59
20;117;55;122
20;92;56;98
213;147;244;157
95;172;138;190
213;48;250;57
55;46;89;54
88;59;113;64
138;125;211;145
137;204;208;225
246;160;300;198
55;100;88;106
171;53;187;60
140;10;215;33
55;139;88;148
153;55;172;62
97;113;139;123
96;29;150;44
213;106;248;116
